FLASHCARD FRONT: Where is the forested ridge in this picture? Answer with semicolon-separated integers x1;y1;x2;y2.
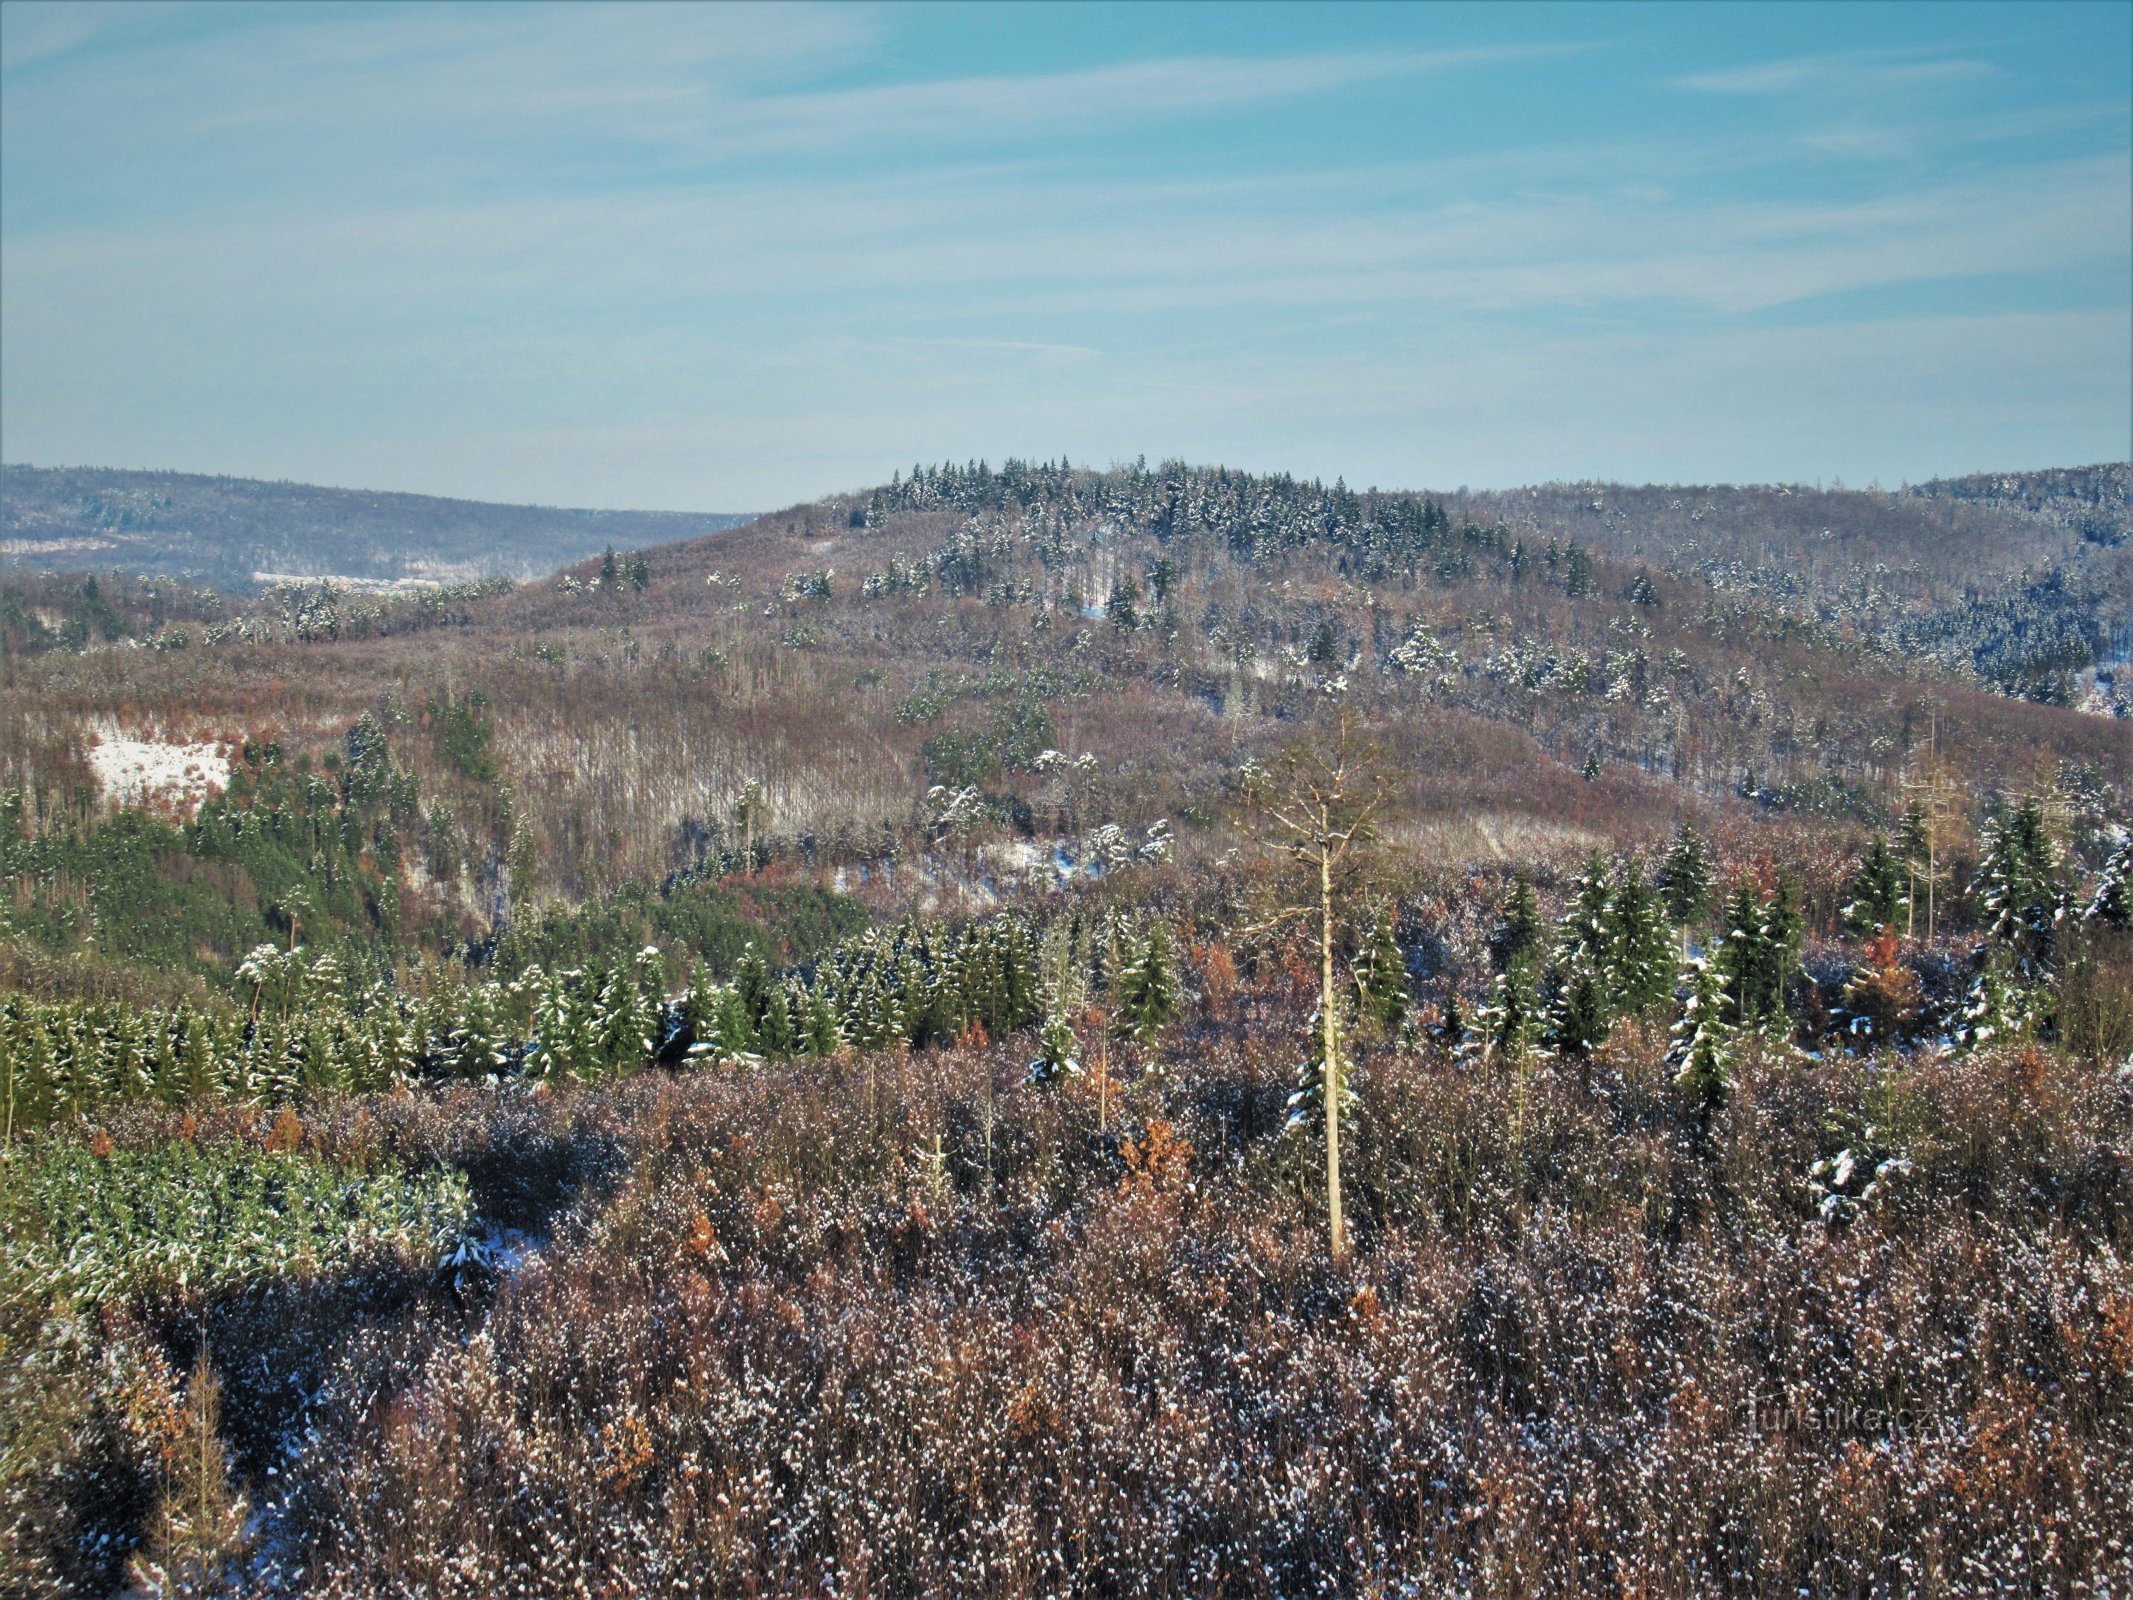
1;463;751;591
2;456;2129;1596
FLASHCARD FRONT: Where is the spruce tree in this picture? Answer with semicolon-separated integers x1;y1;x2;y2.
1670;954;1732;1110
1548;852;1616;1054
1492;876;1544;970
1973;797;2065;973
756;983;799;1058
1957;948;2037;1051
1716;877;1802;1033
799;983;844;1056
1113;922;1181;1044
732;945;774;1035
1026;1011;1082;1085
2086;831;2133;927
1606;859;1676;1017
1285;1004;1358;1134
450;981;507;1077
1354;910;1411;1036
1657;822;1714;951
1462;959;1541;1067
1842;833;1909;938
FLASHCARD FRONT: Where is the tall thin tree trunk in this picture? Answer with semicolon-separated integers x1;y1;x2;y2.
1321;827;1345;1262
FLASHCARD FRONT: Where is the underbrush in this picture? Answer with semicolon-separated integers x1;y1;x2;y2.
3;1038;2128;1596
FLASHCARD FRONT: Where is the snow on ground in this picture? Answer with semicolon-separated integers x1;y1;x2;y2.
85;726;230;811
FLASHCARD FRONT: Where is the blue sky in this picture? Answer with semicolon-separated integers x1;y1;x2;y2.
2;1;2127;511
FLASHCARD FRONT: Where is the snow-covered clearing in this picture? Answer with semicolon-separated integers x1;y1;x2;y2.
86;726;230;811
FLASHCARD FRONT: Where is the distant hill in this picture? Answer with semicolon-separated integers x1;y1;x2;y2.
0;464;751;590
1906;463;2129;546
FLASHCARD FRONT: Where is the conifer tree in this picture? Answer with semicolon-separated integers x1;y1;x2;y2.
1973;797;2065;973
1657;822;1714;952
131;1341;249;1595
1285;1004;1358;1135
1026;1011;1082;1085
1436;990;1466;1044
1492;876;1544;971
1462;959;1542;1067
1842;833;1909;938
706;983;759;1062
1840;926;1922;1048
2085;830;2133;927
1548;852;1616;1053
1716;877;1803;1033
1113;922;1182;1044
1606;859;1676;1017
451;981;508;1077
756;982;799;1058
1957;948;2037;1051
732;945;774;1034
1670;954;1732;1110
1895;802;1933;938
1238;711;1389;1261
799;983;845;1056
1354;910;1411;1036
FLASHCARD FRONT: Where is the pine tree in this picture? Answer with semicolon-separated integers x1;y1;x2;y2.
799;983;845;1056
1973;797;2065;973
1547;852;1616;1054
1606;859;1676;1017
1670;955;1732;1111
1842;833;1909;938
1285;1005;1358;1134
1492;876;1544;970
2083;829;2131;928
1657;822;1714;951
1956;948;2037;1051
1026;1011;1082;1085
1113;922;1181;1044
1353;910;1411;1036
1462;959;1541;1067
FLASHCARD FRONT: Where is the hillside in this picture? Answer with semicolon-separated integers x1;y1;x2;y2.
4;456;2131;1596
4;456;2127;966
0;463;751;591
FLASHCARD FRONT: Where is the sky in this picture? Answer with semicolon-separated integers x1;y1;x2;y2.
1;1;2128;512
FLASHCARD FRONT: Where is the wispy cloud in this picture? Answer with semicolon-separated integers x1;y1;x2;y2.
723;44;1583;151
0;0;135;71
1672;49;1995;96
2;2;2125;505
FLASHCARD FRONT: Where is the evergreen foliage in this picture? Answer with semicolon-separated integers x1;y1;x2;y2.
2084;831;2132;927
1972;797;2066;972
1353;910;1411;1036
1670;954;1732;1110
1842;833;1910;938
1657;822;1714;941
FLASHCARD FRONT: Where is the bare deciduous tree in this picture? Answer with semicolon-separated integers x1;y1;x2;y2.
1238;709;1392;1262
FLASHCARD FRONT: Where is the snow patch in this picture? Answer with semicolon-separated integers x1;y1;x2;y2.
85;726;229;812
